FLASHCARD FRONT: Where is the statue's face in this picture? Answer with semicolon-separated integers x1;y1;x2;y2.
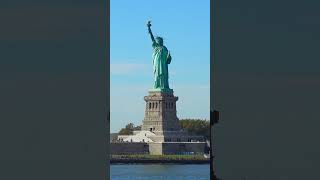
156;37;163;46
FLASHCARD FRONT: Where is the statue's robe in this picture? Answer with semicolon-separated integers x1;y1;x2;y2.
152;42;171;89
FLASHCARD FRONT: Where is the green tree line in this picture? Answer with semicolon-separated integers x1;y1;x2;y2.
118;123;141;135
118;119;210;140
179;119;210;140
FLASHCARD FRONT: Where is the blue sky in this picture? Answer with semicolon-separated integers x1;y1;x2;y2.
110;0;210;133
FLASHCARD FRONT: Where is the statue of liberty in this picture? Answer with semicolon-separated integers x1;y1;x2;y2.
147;21;172;91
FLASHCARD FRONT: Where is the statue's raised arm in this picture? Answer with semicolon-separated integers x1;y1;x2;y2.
147;21;155;43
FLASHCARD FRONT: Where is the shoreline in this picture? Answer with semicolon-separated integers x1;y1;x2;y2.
110;159;210;164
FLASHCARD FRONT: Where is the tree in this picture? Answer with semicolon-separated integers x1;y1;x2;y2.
179;119;210;140
133;125;141;131
118;123;141;135
117;119;209;139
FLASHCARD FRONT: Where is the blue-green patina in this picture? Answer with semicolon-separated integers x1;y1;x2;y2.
147;21;172;92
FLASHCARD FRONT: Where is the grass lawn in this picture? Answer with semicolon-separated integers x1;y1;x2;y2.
111;154;206;160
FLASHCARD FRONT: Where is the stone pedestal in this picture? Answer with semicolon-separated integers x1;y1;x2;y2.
141;89;181;135
118;87;204;143
115;89;206;155
116;89;206;144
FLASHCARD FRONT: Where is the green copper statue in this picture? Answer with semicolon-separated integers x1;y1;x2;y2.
147;21;172;91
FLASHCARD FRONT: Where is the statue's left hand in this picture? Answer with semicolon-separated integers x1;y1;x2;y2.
167;52;172;64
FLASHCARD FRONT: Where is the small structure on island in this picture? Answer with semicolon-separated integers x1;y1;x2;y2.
111;21;206;155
